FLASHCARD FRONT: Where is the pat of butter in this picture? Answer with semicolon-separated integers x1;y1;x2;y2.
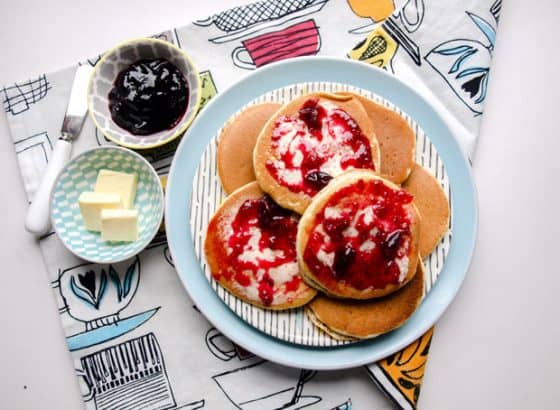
95;170;138;209
79;192;122;231
101;209;138;242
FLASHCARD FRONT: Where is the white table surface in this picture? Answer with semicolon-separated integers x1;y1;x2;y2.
1;0;559;408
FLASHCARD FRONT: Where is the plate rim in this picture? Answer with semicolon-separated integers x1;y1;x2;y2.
165;56;478;370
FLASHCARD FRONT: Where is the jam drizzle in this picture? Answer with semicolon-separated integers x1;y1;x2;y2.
215;195;302;306
265;99;375;196
109;59;189;136
303;179;414;291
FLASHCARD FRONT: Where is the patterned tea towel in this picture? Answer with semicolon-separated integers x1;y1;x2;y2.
1;0;501;408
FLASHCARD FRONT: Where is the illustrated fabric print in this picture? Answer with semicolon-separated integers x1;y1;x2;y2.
425;2;500;114
2;74;51;115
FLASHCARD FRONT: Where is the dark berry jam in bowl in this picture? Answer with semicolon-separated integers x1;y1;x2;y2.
109;59;189;136
87;38;201;150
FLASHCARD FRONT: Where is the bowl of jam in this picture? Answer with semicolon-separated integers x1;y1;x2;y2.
88;38;201;149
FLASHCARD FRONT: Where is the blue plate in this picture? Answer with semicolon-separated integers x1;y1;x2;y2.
166;57;477;370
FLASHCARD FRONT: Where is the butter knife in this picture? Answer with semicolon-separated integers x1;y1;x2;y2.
25;64;93;235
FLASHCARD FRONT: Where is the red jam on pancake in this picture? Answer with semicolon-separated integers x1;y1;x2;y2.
297;170;420;299
265;98;376;196
205;182;316;309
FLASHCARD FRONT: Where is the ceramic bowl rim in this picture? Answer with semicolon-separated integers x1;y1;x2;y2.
87;37;202;150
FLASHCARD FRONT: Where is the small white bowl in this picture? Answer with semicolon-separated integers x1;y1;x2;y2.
87;37;201;150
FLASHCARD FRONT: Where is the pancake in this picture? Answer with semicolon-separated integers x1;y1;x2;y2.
204;182;316;310
338;92;415;184
305;258;425;340
402;164;450;258
253;92;381;214
297;169;420;299
217;103;281;194
305;308;356;341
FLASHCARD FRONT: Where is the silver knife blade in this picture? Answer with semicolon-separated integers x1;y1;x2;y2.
61;64;93;140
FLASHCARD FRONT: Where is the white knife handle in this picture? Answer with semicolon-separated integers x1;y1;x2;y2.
25;139;73;236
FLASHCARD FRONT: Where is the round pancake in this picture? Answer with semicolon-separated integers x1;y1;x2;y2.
305;308;356;341
305;258;424;340
339;92;415;184
402;164;450;258
254;92;381;214
217;103;281;194
297;169;420;299
204;182;316;310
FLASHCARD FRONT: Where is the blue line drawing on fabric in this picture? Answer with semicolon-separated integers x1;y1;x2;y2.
147;230;167;250
14;131;55;206
194;0;328;44
424;9;497;115
39;231;56;240
144;230;175;268
205;327;254;362
198;70;218;113
84;56;103;68
77;332;206;410
148;231;174;268
2;74;51;115
95;127;114;147
213;361;323;409
81;30;178;67
52;257;160;351
490;0;502;23
396;0;424;33
383;16;421;65
205;327;353;408
176;400;206;410
153;30;177;44
330;399;352;410
14;131;53;164
365;365;404;410
164;246;174;267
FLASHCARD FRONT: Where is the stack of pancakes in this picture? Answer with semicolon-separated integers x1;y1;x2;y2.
205;92;449;340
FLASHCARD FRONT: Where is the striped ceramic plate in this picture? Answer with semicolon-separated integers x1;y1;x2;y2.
190;82;452;346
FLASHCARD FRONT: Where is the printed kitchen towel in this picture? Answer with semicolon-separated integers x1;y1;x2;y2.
1;0;500;408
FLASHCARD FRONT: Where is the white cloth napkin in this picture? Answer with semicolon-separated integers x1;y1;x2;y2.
1;0;500;408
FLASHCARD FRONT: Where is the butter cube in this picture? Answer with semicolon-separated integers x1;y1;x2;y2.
95;170;138;209
79;192;122;231
101;209;138;242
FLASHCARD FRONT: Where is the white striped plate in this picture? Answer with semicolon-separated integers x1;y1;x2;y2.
189;82;451;346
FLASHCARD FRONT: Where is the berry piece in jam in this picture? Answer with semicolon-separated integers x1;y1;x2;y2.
258;195;289;222
304;171;333;191
333;244;356;279
298;99;323;132
323;218;349;241
381;230;404;259
108;58;189;136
